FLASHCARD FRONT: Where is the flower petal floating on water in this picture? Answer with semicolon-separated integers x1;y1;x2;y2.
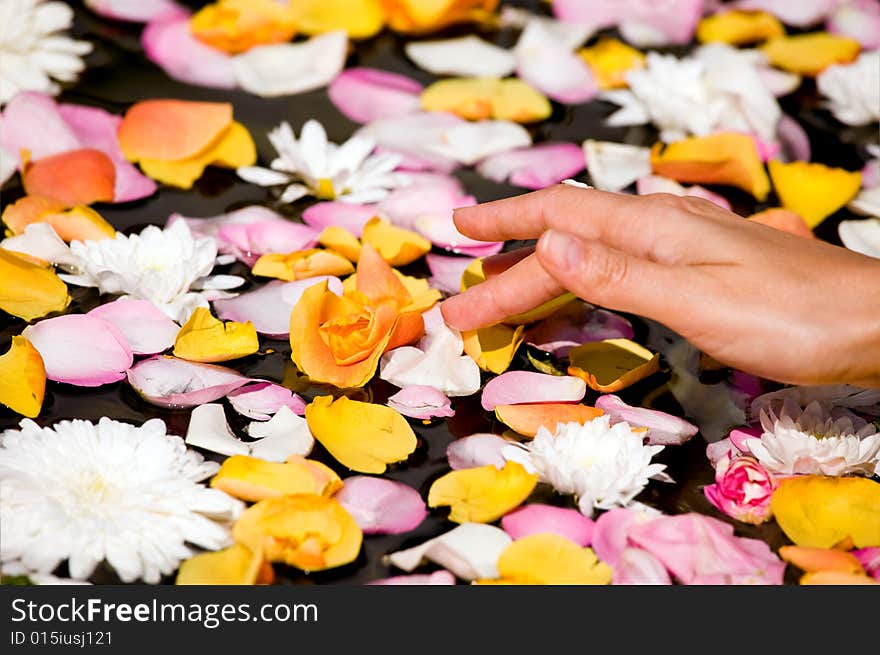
501;504;595;546
189;0;297;54
525;300;634;357
579;37;646;90
779;545;864;575
696;9;785;45
0;337;45;418
636;174;732;211
87;298;179;356
426;254;476;294
733;0;837;27
176;543;269;586
854;547;880;580
227;382;306;421
462;324;524;375
614;547;672;585
446;433;511;470
827;0;880;48
387;386;455;420
382;0;499;34
185;403;250;457
769;160;861;228
494;534;611;585
481;371;586;411
590;505;661;567
428;461;538;524
292;0;385;39
2;198;114;243
252;249;355;282
211;454;342;502
247;406;315;462
173;307;258;363
595;394;699;446
495;403;605;439
361;217;431;266
22;148;116;206
302;202;377;236
336;476;427;535
329;67;423;124
838;218;880;259
420;77;552;123
761;32;861;76
126;356;251;408
0;248;70;321
583;140;651;192
306;395;417;474
817;51;880;127
405;35;515;78
85;0;182;22
477;143;586;190
567;338;660;393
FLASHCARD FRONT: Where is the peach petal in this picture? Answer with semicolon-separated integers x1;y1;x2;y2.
23;149;116;206
495;403;605;438
211;454;342;502
779;546;865;573
749;208;815;238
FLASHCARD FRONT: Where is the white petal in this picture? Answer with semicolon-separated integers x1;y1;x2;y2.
406;36;516;78
247;406;315;462
839;218;880;259
583;140;651;191
184;404;250;457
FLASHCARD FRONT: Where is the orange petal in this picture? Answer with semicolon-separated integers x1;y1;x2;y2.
190;0;298;54
495;403;604;438
462;324;524;374
293;0;385;39
779;546;864;574
252;249;355;281
761;32;861;76
651;133;770;201
0;336;46;418
318;225;363;262
118;99;233;162
2;196;64;234
354;243;413;309
361;217;432;267
567;339;660;392
384;310;426;352
210;454;343;502
749;208;814;239
768;160;862;228
3;197;115;242
696;10;785;46
382;0;499;34
0;248;70;321
23;149;115;206
800;571;877;585
579;37;646;90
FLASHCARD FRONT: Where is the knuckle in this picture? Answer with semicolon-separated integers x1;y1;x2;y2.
582;246;628;288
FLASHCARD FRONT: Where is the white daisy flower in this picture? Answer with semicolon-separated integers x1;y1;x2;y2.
745;400;880;477
0;0;92;105
60;220;244;323
503;416;666;517
237;119;406;204
0;417;243;583
817;51;880;127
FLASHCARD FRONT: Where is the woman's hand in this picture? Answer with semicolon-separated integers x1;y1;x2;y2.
440;185;880;387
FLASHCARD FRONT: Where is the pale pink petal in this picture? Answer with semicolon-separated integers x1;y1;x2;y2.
595;395;699;446
591;507;648;567
828;1;880;48
367;571;456;585
357;112;465;174
406;36;516;77
446;433;510;471
376;174;466;230
613;547;672;585
87;298;179;355
477;143;586;190
22;315;133;387
515;21;598;104
217;220;319;266
336;476;427;535
618;0;705;46
387;386;455;420
0;91;79;163
227;381;306;420
501;504;595;546
776;114;812;162
214;277;343;338
862;158;879;189
734;0;840;26
757;66;803;97
427;120;533;166
525;301;634;357
169;206;288;244
584;140;652;192
142;14;237;89
328;68;423;124
85;0;183;22
853;547;880;580
481;371;587;411
729;426;761;454
247;406;314;461
706;437;735;466
301;202;377;237
184;403;249;457
426;254;476;294
552;0;620;30
126;356;252;408
414;211;504;257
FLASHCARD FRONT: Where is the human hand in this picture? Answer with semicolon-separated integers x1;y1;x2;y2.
440;185;880;388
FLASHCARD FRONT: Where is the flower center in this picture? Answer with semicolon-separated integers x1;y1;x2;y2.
315;178;336;200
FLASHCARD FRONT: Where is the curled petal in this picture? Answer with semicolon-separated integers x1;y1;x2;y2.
247;406;315;462
591;507;654;567
776;113;812;162
779;546;864;574
481;371;586;411
185;403;250;457
2;200;114;243
462;324;524;375
420;77;552;123
376;173;466;228
329;68;423;124
447;433;511;470
357;112;466;173
361;217;431;267
501;504;595;546
568;339;660;392
0;223;79;269
477;143;586;190
252;249;355;281
525;300;634;357
595;394;699;446
425;120;533;166
387;386;455;420
336;476;427;535
173;307;259;363
87;298;179;355
126;355;252;408
228;382;306;421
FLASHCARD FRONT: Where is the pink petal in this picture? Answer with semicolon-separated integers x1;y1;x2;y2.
853;547;880;580
0;92;79;163
613;547;672;585
627;513;785;585
863;158;880;189
214;277;343;338
776;114;812;162
142;14;237;89
301;202;377;237
525;301;634;357
501;504;595;546
592;508;647;567
446;433;510;470
336;476;427;535
87;298;179;355
595;395;699;446
387;386;455;420
85;0;183;22
729;426;761;454
481;371;587;411
828;1;880;48
515;22;598;104
552;0;620;30
22;315;133;387
328;67;423;124
217;220;319;266
426;254;476;294
227;381;306;420
367;571;457;585
126;356;252;408
636;175;732;211
734;0;840;26
477;143;586;190
169;206;288;242
554;0;703;45
357;112;465;174
414;210;504;257
376;175;466;230
706;437;735;466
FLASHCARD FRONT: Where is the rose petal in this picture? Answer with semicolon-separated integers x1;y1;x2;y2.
614;547;673;585
0;336;46;418
495;533;611;584
86;0;183;22
769;160;862;227
336;476;427;535
301;202;377;237
495;403;605;438
185;403;250;457
591;507;652;567
827;0;880;48
853;547;880;580
367;571;456;585
227;381;306;420
377;174;467;230
406;35;516;78
246;406;315;462
22;315;133;386
425;120;533;166
760;32;861;76
0;223;80;269
428;462;538;524
447;433;511;470
0;92;79;163
426;253;476;294
515;21;598;104
87;298;180;355
568;339;660;393
217;220;320;266
525;301;634;357
776;113;812;162
477;143;586;190
595;394;699;446
328;68;423;124
126;356;251;408
414;210;504;257
387;386;455;420
839;218;880;259
501;504;595;546
357;111;465;173
584;140;652;191
23;149;116;206
734;0;840;27
0;249;70;321
636;174;733;211
481;371;587;411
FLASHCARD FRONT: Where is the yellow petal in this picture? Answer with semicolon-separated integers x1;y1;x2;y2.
305;395;417;474
233;494;362;572
696;10;785;45
578;37;646;90
382;0;499;34
2;198;115;242
462;324;524;374
420;77;551;123
318;226;363;262
496;534;612;585
428;461;538;523
771;476;880;548
491;78;553;123
139;121;257;189
761;32;861;76
173;307;258;363
0;248;70;321
0;336;46;418
176;543;268;585
768;161;862;228
211;454;343;502
293;0;385;38
252;249;356;281
361;217;432;267
799;571;877;585
190;0;298;53
343;269;441;313
567;339;660;392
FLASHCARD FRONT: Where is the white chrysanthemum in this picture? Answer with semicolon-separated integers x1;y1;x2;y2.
601;46;780;142
503;417;666;517
817;51;880;127
237;119;406;204
0;0;92;105
745;400;880;477
0;417;243;583
60;220;243;323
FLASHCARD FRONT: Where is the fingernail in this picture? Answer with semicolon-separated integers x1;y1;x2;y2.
540;230;580;271
439;298;464;330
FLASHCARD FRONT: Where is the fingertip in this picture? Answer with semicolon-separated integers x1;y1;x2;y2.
439;296;468;331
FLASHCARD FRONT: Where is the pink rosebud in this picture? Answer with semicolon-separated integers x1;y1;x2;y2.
703;455;777;525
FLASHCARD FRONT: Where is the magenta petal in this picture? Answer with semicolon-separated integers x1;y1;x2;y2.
301;202;376;237
595;394;699;446
480;371;587;411
853;547;880;580
728;426;761;454
328;67;423;124
426;254;476;294
613;547;672;585
227;381;306;420
142;14;237;89
525;301;634;357
22;315;133;387
217;220;319;266
214;277;343;338
477;143;585;190
827;1;880;48
87;298;179;355
414;211;503;257
387;386;455;420
501;504;595;546
446;433;509;470
85;0;183;22
126;356;251;408
0;92;79;163
591;508;645;568
336;476;427;535
367;571;456;585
